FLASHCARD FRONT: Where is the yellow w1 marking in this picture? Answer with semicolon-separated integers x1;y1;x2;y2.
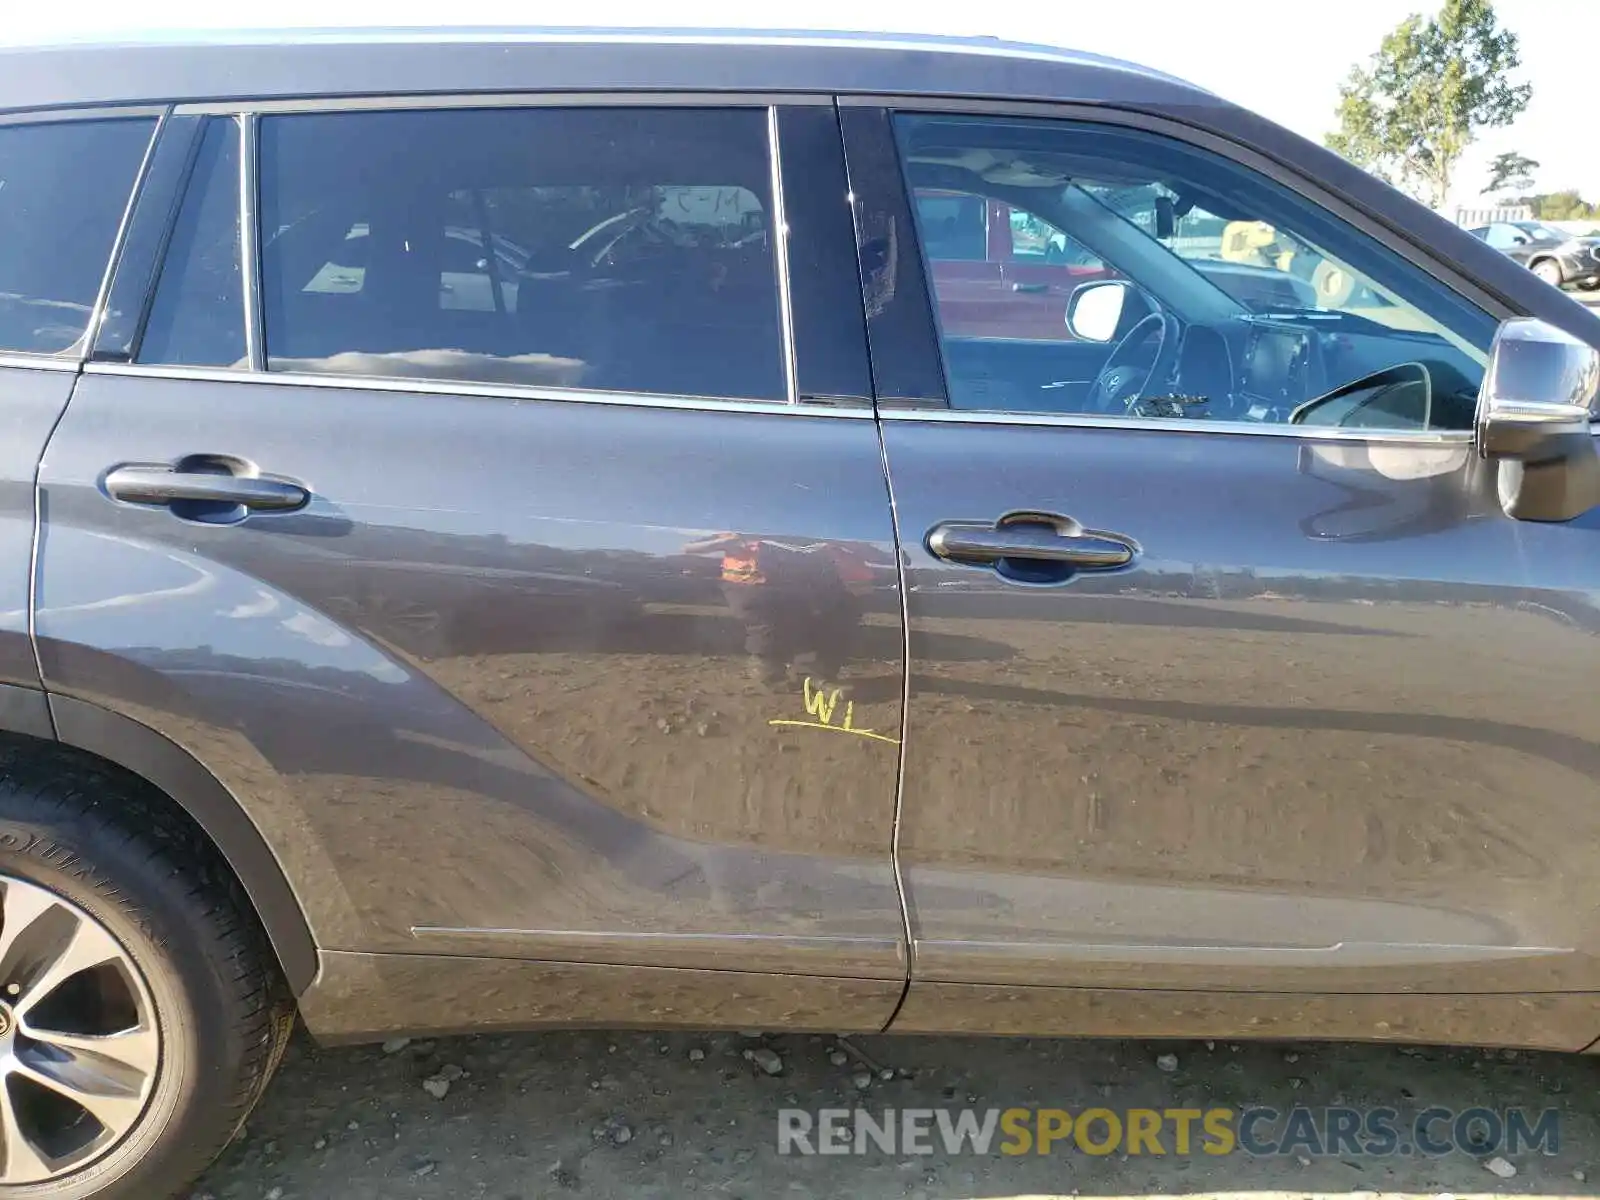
767;678;899;746
804;676;842;725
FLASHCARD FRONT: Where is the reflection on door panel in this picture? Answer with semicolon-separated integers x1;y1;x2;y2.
887;423;1600;995
877;110;1600;1003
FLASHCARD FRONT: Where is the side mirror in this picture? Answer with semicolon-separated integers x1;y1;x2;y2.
1511;234;1530;245
1476;317;1600;521
1066;279;1129;343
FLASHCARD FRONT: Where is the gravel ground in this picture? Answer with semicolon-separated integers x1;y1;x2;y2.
195;1028;1600;1199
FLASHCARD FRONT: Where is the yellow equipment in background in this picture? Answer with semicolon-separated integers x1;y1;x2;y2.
1221;220;1297;273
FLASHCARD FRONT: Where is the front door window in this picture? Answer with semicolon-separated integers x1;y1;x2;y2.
896;114;1497;427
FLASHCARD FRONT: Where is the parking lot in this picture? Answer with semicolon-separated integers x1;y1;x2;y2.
198;1027;1600;1199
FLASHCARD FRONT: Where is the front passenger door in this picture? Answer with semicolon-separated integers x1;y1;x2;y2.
844;104;1600;1032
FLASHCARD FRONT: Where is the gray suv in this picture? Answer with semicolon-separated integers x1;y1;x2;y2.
1469;219;1600;289
0;28;1599;1200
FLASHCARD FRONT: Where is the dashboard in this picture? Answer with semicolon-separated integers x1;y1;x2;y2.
1165;312;1478;430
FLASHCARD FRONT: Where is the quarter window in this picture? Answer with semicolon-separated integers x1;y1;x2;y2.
0;118;155;355
258;107;787;400
139;119;244;368
896;114;1496;429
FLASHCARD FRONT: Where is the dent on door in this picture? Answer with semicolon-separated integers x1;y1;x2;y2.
884;419;1600;1018
36;377;908;1031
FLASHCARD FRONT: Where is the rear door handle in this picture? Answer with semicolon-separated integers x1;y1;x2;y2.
927;512;1137;571
104;464;309;511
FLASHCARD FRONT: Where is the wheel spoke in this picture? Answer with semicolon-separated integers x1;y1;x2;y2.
0;1074;55;1183
0;883;59;980
21;1024;159;1079
12;914;121;1018
10;1054;147;1133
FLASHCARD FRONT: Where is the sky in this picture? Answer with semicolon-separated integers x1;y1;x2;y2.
3;0;1593;213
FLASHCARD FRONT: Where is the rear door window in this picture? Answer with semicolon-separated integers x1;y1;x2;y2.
258;107;787;400
0;118;155;355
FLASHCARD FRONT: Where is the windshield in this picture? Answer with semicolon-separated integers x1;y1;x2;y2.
1513;222;1570;242
1091;182;1412;322
1071;180;1488;365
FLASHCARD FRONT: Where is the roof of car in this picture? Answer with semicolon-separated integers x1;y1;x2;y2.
0;27;1220;114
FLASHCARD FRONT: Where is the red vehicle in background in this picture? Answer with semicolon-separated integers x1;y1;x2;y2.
915;191;1110;339
916;189;1319;341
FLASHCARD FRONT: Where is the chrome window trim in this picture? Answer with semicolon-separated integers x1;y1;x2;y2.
844;93;1513;326
224;97;799;407
877;405;1479;444
0;353;80;373
174;91;833;117
79;361;876;417
766;106;800;404
0;105;169;127
239;114;264;371
80;109;169;365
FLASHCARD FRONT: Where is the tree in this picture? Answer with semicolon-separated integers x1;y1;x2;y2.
1483;150;1538;195
1326;0;1531;210
1523;191;1598;222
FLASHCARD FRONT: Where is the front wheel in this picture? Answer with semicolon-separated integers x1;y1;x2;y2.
1532;258;1564;288
1577;278;1600;292
0;748;293;1199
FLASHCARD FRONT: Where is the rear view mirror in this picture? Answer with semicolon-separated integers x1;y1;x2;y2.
1153;195;1176;241
1066;280;1128;343
1475;317;1600;521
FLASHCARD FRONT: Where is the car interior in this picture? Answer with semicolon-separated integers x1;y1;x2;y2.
258;108;787;400
898;116;1493;429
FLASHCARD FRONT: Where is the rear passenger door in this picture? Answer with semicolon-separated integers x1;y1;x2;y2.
37;100;908;1027
0;115;156;709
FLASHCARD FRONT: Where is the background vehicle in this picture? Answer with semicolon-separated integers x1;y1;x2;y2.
913;190;1318;341
0;28;1597;1199
1469;218;1600;289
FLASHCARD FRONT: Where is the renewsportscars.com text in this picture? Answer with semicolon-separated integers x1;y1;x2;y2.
777;1106;1559;1158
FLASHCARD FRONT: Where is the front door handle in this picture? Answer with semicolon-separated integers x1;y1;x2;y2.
104;464;308;512
927;511;1137;571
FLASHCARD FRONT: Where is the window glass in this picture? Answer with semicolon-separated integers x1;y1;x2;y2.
1478;224;1518;251
913;192;987;261
259;107;785;399
896;114;1496;429
0;118;154;355
139;119;244;367
1006;207;1100;266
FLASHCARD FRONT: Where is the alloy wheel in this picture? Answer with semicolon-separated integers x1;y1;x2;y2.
0;874;159;1184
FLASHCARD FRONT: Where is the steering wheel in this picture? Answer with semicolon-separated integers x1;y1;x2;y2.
1085;309;1183;414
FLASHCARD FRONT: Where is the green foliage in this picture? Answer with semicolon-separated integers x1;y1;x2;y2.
1483;150;1538;194
1516;191;1600;221
1326;0;1531;209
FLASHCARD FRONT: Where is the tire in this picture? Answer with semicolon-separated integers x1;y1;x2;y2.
1532;258;1564;288
0;744;293;1199
1578;278;1600;292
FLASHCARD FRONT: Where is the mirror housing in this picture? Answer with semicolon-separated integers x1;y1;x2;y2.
1066;279;1129;343
1475;317;1600;521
